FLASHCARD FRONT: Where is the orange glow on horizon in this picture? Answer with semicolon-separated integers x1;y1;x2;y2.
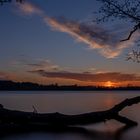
104;81;114;88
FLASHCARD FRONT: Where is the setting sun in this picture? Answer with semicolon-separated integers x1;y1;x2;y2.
105;81;113;88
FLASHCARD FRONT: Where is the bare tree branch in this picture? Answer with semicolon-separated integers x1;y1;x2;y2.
0;0;23;5
126;49;140;62
0;96;140;128
95;0;140;42
121;23;140;41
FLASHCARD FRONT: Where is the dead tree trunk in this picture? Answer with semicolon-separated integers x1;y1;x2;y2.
0;96;140;128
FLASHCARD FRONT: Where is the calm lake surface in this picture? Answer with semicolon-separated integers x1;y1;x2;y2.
0;91;140;140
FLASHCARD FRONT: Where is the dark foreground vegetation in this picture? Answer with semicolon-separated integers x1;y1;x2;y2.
0;80;140;91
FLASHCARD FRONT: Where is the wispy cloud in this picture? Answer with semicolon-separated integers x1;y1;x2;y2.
16;2;138;58
45;17;135;58
11;58;61;72
16;2;43;15
26;59;60;71
30;70;140;83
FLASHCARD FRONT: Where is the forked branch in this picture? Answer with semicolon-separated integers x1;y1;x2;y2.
121;23;140;41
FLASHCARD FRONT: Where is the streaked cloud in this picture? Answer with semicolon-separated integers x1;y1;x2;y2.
16;2;139;58
17;2;43;15
11;58;61;72
45;17;135;58
26;59;60;71
30;70;140;83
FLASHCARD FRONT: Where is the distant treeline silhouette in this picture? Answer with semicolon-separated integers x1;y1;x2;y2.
0;80;140;91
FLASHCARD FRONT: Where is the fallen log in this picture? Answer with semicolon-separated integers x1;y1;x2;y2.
0;96;140;128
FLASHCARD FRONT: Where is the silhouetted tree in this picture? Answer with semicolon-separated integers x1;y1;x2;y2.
95;0;140;62
95;0;140;39
0;0;23;5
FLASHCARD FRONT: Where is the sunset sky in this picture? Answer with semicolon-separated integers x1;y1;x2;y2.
0;0;140;87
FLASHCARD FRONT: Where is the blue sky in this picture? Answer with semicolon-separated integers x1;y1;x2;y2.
0;0;140;86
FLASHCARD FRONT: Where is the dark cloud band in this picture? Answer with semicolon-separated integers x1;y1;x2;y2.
31;70;140;82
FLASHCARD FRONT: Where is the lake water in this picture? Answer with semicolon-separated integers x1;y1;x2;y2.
0;91;140;140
